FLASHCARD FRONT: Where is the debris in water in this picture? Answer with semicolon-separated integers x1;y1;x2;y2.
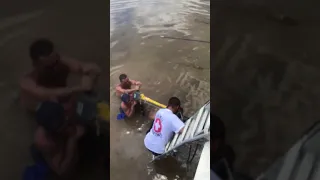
126;131;130;134
192;47;199;51
167;76;172;83
146;166;153;175
160;35;210;44
163;23;175;27
140;42;145;45
137;128;142;132
173;175;180;180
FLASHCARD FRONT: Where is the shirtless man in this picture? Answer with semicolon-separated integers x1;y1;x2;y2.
20;39;101;112
115;74;142;97
34;101;85;176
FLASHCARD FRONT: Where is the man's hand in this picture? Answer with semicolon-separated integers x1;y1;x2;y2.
130;80;142;86
134;85;140;91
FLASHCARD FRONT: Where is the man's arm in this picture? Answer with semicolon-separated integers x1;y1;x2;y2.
178;127;184;134
130;79;142;86
148;110;156;120
123;104;136;118
115;85;138;94
20;76;85;100
61;56;101;75
172;116;185;134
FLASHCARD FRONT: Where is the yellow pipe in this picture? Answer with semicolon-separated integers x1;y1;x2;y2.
97;102;109;121
140;93;166;108
96;93;165;120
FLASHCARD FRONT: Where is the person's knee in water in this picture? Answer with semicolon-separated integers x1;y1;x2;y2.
34;101;85;176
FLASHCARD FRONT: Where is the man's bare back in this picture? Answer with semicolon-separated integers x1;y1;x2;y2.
20;39;100;112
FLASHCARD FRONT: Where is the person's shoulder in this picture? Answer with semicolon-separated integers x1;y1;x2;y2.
157;108;169;115
115;83;122;89
168;112;181;121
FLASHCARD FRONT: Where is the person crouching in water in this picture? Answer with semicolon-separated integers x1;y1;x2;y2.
33;101;85;177
117;93;138;119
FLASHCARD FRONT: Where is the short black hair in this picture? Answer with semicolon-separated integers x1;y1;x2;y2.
119;74;127;82
29;38;54;65
167;97;181;107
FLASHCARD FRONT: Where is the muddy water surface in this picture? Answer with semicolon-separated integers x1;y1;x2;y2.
110;0;210;179
0;0;108;179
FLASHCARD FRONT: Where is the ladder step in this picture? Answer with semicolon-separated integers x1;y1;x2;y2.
163;102;211;155
311;161;320;180
188;106;205;139
175;117;193;147
167;134;179;151
203;113;210;134
195;109;209;135
294;153;315;180
185;107;204;140
167;121;191;151
276;138;305;180
166;117;193;151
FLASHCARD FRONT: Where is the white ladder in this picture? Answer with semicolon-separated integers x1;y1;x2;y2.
151;101;210;162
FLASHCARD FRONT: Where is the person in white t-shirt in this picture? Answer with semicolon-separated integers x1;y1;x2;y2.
144;97;185;156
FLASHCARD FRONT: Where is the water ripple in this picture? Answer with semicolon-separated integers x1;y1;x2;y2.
110;0;210;38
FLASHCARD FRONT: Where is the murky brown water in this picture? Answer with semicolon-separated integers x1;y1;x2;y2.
212;1;320;177
0;0;109;179
110;0;210;179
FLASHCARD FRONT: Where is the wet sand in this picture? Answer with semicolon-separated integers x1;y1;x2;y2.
110;0;210;179
212;1;320;177
0;0;108;179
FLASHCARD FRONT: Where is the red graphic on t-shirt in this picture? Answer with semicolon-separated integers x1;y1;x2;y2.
153;118;162;133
